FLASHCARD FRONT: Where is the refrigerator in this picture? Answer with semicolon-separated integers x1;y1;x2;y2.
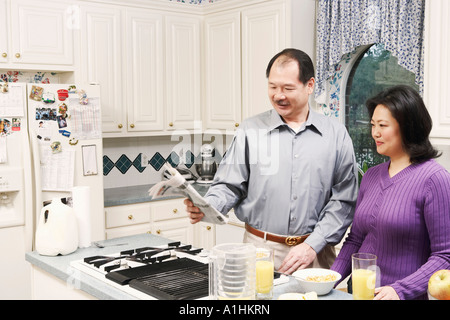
0;82;105;299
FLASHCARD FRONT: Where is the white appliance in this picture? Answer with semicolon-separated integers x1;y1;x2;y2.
0;82;105;299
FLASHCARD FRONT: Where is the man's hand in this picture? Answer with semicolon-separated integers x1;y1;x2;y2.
277;243;317;274
184;198;204;224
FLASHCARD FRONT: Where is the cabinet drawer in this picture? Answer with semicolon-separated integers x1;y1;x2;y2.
105;203;151;228
106;224;151;239
152;198;186;222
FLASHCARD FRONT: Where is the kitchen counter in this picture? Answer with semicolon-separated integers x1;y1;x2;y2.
103;183;211;207
25;233;352;300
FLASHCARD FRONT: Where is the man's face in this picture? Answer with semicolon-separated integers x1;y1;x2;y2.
267;58;314;121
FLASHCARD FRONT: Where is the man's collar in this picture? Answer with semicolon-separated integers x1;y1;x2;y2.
268;107;324;135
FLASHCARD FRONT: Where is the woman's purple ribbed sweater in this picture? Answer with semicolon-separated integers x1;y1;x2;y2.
331;159;450;300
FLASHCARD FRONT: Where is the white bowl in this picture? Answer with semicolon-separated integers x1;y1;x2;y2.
292;268;342;295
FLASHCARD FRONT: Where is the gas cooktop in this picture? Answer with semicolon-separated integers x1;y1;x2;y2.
70;241;210;300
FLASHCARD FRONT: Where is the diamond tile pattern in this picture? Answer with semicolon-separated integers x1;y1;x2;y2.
103;149;222;175
115;155;132;174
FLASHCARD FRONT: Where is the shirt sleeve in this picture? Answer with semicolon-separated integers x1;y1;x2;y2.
390;169;450;300
304;129;359;253
204;127;249;215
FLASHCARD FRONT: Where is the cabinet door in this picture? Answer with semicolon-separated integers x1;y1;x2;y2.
125;9;164;132
204;12;241;130
241;2;287;119
194;222;215;250
80;5;124;134
165;15;201;131
10;0;73;65
152;219;194;245
0;0;8;64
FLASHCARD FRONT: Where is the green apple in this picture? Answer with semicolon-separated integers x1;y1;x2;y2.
428;270;450;300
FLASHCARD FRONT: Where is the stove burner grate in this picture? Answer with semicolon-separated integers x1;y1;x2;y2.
129;262;209;300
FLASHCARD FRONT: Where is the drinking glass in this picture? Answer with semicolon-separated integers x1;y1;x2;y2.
255;247;274;300
352;253;377;300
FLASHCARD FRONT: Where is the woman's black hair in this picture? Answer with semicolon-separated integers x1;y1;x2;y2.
366;85;441;163
266;48;315;84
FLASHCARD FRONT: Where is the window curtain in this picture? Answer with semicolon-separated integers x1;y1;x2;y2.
315;0;426;101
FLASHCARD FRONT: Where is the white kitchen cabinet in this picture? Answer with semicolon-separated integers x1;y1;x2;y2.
0;0;8;64
79;4;124;134
151;198;194;244
104;198;216;249
0;0;73;68
165;14;201;132
203;0;289;130
204;11;241;131
241;1;287;119
125;9;165;133
194;222;216;250
104;202;152;239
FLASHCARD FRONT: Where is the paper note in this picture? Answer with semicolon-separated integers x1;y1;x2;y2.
0;84;25;117
40;148;75;191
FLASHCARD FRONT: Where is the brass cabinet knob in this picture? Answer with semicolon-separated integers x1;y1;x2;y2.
169;122;173;127
235;123;239;127
127;214;133;220
15;53;20;58
130;124;135;128
173;208;178;214
147;231;151;234
1;53;6;58
156;229;161;234
118;124;123;129
206;226;211;231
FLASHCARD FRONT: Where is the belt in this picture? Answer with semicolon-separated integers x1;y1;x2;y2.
245;224;310;246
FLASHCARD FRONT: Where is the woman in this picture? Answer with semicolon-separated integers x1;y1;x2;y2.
331;85;450;300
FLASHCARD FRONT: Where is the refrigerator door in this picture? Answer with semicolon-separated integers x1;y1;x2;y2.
0;82;33;299
27;83;105;243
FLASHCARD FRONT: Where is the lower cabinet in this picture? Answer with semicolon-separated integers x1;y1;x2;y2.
104;198;215;249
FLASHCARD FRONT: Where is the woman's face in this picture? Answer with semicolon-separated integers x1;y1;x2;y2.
371;104;406;160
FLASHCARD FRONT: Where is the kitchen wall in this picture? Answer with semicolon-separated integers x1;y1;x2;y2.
102;134;231;188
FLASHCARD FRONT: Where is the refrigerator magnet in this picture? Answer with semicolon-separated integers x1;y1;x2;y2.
58;103;68;118
50;141;62;154
77;89;88;105
57;89;69;101
42;92;55;104
0;81;8;93
57;115;67;129
29;85;44;101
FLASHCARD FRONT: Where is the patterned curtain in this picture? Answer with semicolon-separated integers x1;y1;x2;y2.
315;0;426;101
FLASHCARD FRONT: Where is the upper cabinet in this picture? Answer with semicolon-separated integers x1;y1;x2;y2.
204;12;241;131
0;0;74;69
204;1;289;130
78;4;124;134
78;3;201;137
165;14;201;132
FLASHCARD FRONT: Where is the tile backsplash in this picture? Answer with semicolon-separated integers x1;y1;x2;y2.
102;135;227;188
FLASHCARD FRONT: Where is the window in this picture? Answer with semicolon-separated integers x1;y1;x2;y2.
345;43;419;176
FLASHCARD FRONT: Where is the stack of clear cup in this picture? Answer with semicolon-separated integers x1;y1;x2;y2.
209;243;256;300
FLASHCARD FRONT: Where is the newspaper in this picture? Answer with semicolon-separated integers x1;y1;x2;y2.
148;164;228;225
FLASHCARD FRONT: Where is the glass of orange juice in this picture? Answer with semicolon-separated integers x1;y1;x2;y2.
255;247;274;300
352;253;377;300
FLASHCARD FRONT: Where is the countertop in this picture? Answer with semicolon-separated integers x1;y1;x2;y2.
103;183;211;207
25;233;352;300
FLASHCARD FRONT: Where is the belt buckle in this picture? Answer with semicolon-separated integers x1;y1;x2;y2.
285;236;301;246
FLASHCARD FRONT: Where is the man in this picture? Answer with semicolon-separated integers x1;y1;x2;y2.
185;48;358;274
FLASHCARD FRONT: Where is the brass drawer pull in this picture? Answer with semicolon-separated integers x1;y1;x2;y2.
128;215;133;220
